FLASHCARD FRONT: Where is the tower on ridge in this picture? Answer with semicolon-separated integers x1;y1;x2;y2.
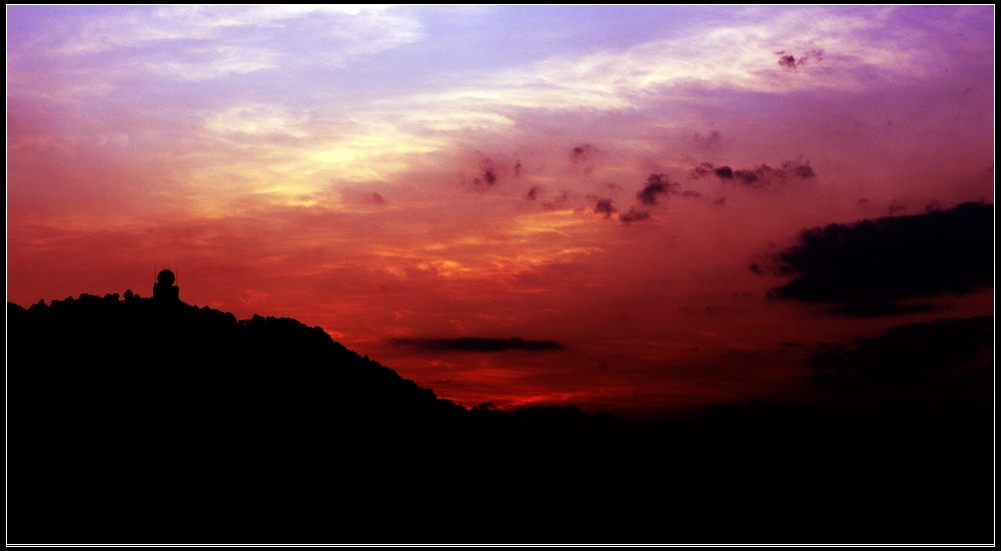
153;269;180;302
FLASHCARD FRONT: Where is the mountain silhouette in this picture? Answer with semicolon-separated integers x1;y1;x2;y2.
7;287;993;544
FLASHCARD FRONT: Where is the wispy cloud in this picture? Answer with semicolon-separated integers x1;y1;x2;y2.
55;5;420;57
392;336;564;353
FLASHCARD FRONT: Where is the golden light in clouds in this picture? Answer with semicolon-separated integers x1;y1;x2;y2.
7;6;994;415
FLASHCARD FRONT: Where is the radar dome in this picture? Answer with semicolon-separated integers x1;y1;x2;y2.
157;269;176;286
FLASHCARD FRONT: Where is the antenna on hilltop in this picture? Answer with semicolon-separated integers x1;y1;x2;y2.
153;265;180;303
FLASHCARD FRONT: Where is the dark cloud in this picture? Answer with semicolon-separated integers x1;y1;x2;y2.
807;316;993;390
482;167;497;185
472;158;499;188
733;168;761;185
681;190;702;199
887;200;907;216
790;164;815;179
514;159;523;177
526;186;540;201
733;161;813;187
636;174;679;205
768;202;993;309
692;162;731;179
618;208;651;224
691;159;815;188
393;337;564;353
571;144;598;162
777;53;798;69
775;49;824;70
589;196;616;218
368;192;387;204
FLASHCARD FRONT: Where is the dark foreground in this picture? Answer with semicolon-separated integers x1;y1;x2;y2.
7;293;994;544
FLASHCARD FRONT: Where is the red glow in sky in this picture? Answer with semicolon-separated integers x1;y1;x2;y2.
7;6;994;415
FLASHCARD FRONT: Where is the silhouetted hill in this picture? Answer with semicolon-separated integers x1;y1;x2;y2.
9;292;466;437
7;293;993;544
7;292;627;542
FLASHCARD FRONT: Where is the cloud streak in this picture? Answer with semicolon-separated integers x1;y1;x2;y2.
392;337;564;353
691;159;815;188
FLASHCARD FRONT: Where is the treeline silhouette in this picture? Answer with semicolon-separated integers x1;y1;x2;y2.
8;292;993;544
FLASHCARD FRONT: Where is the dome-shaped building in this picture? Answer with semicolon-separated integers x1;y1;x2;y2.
153;269;180;302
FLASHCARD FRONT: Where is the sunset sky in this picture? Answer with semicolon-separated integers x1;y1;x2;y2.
7;6;994;416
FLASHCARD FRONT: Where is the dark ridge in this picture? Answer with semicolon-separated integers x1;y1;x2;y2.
826;301;941;317
807;316;994;391
7;292;992;544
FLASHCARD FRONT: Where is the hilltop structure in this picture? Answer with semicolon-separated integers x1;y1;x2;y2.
152;269;179;302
